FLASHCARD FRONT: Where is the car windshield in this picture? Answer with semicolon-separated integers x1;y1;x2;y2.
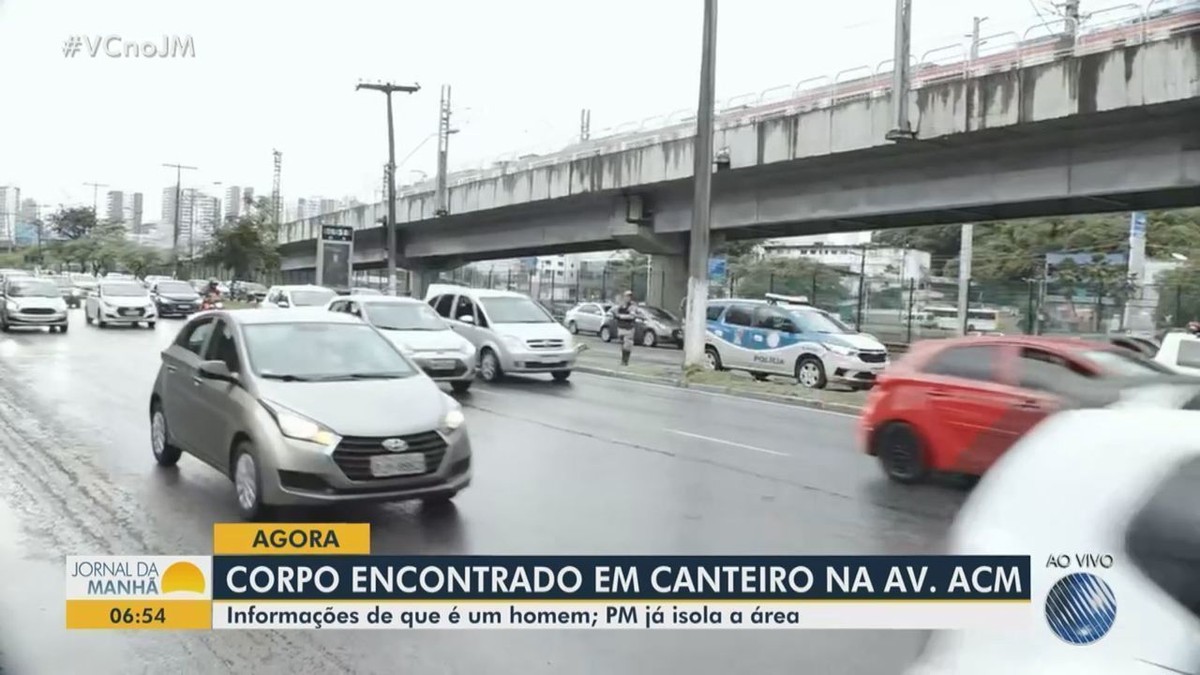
1086;349;1174;377
243;322;416;381
480;296;554;324
642;307;677;322
290;289;336;306
7;279;59;297
788;308;850;334
156;282;195;295
364;303;447;331
101;283;148;297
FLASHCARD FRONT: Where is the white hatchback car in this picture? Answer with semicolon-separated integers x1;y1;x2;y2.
85;280;157;328
261;284;338;309
906;400;1200;675
328;295;476;393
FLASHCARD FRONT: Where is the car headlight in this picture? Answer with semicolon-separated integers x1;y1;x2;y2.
4;300;16;311
501;334;524;350
826;343;857;357
259;400;340;446
440;397;465;433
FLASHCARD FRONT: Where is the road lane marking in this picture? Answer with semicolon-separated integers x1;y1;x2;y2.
575;372;859;419
667;429;789;457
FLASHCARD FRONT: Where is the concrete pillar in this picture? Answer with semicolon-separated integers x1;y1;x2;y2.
408;269;442;300
649;253;689;315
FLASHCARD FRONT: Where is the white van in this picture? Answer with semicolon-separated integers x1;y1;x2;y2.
425;285;576;383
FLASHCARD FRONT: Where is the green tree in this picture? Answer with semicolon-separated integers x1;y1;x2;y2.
47;207;98;240
1155;263;1200;327
729;256;849;307
202;198;279;280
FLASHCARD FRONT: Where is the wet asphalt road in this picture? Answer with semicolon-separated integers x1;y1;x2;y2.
0;310;967;675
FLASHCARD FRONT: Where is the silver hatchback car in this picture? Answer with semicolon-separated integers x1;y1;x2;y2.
149;308;472;519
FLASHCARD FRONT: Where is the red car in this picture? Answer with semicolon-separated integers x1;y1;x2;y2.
860;336;1172;483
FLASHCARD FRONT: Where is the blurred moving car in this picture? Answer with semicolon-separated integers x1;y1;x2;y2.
328;295;476;393
563;301;612;336
426;284;576;383
0;276;69;333
150;279;202;318
230;280;269;303
598;304;684;348
860;336;1174;483
260;284;337;309
1153;330;1200;376
705;298;889;389
906;404;1200;675
1110;334;1160;358
149;309;471;519
84;280;157;328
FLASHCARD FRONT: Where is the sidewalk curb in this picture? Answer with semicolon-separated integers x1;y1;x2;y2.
574;364;864;415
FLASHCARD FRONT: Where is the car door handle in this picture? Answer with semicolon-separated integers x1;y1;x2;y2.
165;365;178;373
192;377;203;386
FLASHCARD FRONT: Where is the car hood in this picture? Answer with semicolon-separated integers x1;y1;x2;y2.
8;296;65;309
101;296;151;308
256;376;449;437
827;333;887;351
492;322;571;342
156;293;200;302
378;328;471;353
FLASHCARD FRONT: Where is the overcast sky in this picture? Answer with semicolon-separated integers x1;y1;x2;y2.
0;0;1119;220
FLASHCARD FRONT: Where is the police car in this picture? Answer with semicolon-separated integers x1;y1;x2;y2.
704;294;889;389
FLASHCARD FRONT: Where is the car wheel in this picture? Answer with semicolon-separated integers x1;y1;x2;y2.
97;314;106;329
567;320;578;334
873;422;929;484
58;324;69;334
642;330;657;348
150;404;183;467
795;355;827;389
552;370;571;383
232;444;268;521
84;308;92;325
599;325;612;342
479;349;503;383
451;380;472;394
147;322;156;329
704;345;724;371
0;314;9;333
752;372;770;382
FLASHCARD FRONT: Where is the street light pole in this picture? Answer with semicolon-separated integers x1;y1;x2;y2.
683;0;719;371
357;81;421;296
83;182;108;216
886;0;917;141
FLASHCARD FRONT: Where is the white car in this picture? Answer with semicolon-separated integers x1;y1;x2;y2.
906;400;1200;675
261;284;337;309
84;280;157;328
564;301;611;335
0;276;69;333
1153;330;1200;376
425;284;576;383
328;295;476;392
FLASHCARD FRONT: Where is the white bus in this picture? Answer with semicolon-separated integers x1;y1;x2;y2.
923;305;1000;332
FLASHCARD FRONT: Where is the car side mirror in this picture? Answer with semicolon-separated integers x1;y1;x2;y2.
458;314;475;325
198;360;236;382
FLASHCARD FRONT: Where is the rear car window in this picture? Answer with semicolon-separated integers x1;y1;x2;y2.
1177;340;1200;370
923;345;1001;383
706;304;725;321
1125;456;1200;621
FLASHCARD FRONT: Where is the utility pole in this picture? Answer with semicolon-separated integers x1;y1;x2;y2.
886;0;917;141
969;16;988;60
580;109;592;142
162;163;197;277
683;0;719;370
271;150;283;240
1063;0;1081;37
856;244;868;332
83;182;108;215
357;80;421;296
435;84;452;217
957;223;974;336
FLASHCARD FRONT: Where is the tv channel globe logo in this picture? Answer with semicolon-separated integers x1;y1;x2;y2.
1044;572;1116;645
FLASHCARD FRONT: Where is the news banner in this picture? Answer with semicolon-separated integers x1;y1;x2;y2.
65;524;1031;630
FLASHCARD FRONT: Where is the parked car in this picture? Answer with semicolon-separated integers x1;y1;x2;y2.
0;276;69;333
704;299;889;389
563;302;612;336
148;309;471;519
906;402;1200;675
598;304;684;348
425;284;576;383
150;280;203;318
860;336;1174;483
260;285;337;309
328;294;476;393
84;280;157;328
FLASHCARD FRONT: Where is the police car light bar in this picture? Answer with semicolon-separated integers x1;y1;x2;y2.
765;293;810;306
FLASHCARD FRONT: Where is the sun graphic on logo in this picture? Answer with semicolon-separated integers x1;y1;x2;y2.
160;561;206;595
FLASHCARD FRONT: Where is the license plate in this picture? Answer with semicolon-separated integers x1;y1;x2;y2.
369;453;426;478
429;359;457;370
119;308;136;316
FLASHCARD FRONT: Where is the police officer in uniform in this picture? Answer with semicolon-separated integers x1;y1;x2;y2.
613;290;638;366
